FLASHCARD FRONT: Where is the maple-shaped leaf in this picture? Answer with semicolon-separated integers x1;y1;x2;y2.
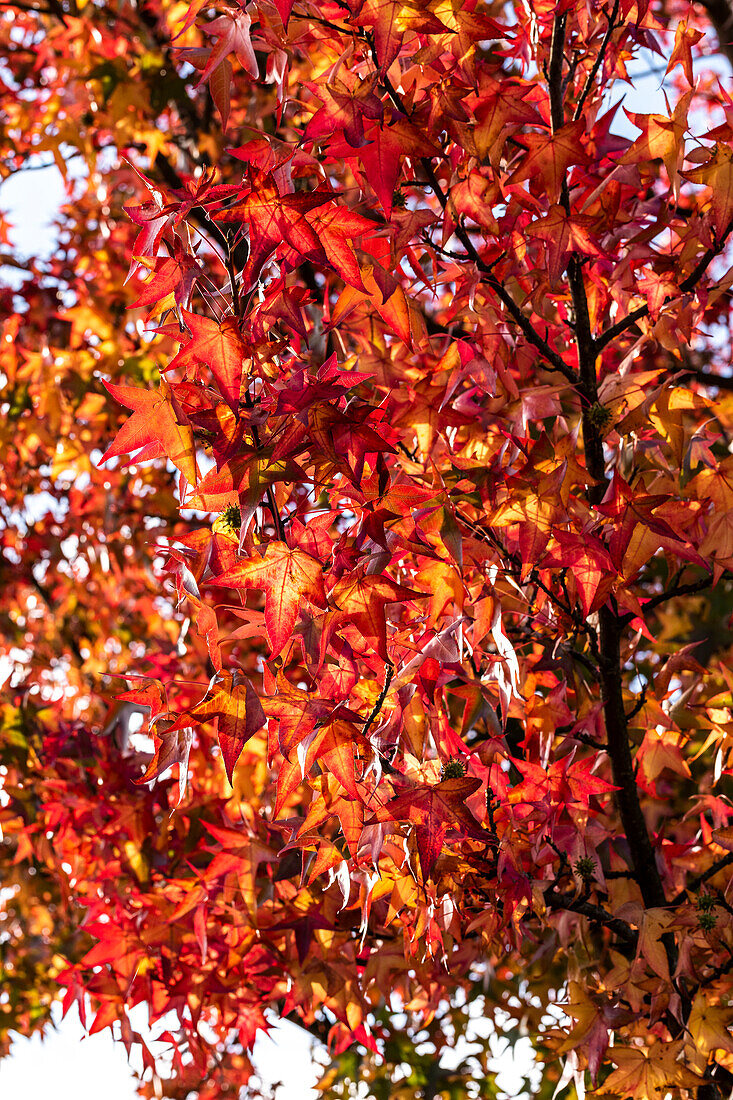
269;911;335;965
132;249;201;315
217;173;332;285
305;204;373;290
358;118;439;217
540;530;615;618
190;669;266;783
124;173;173;281
210;541;328;655
554;982;616;1084
330;572;422;659
304;72;384;147
636;729;691;795
687;992;733;1056
200;824;278;913
448;170;501;232
526;205;603;286
378;775;489;879
168;526;239;588
197;10;258;84
296;717;371;802
231;180;373;291
491;481;566;568
262;676;358;763
508;121;589;203
159;167;237;226
167;310;247;410
665;21;704;86
301;778;365;860
469;79;543;165
190;449;306;533
620;91;692;193
254;277;311;339
137;714;194;805
682;144;733;239
330;261;423;347
595;1042;702;1097
308;401;395;485
100;379;198;485
352;0;448;71
115;678;166;720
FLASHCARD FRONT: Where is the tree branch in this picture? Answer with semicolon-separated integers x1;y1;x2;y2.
671;852;733;907
544;884;638;946
377;69;577;383
547;11;567;133
573;0;621;122
678;367;733;391
627;576;714;621
363;662;395;738
596;218;733;352
545;2;670;915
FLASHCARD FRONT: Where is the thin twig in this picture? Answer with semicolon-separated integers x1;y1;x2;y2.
573;0;621;122
376;67;577;383
363;662;394;738
671;852;733;907
621;576;714;623
596;217;733;352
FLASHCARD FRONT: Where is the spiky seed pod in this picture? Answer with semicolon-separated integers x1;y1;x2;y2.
441;758;466;781
574;857;597;881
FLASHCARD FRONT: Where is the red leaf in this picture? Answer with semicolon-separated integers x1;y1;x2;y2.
210;541;328;655
190;670;266;782
169;310;248;410
100;379;198;485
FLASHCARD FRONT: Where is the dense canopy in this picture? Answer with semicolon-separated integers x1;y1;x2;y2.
4;0;733;1097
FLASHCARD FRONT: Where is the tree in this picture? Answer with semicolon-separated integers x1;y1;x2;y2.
5;0;733;1096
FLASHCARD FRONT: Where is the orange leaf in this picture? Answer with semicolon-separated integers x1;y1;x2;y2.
100;379;198;485
190;669;266;782
211;541;327;655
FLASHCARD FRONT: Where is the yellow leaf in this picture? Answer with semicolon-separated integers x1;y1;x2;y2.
688;993;733;1056
595;1042;701;1097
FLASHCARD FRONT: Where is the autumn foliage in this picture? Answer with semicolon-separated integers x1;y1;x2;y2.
6;0;733;1096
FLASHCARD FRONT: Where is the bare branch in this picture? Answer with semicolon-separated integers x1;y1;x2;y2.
573;0;621;122
671;852;733;907
596;218;733;352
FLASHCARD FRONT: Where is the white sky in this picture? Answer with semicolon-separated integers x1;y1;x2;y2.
0;1005;321;1099
0;1008;143;1100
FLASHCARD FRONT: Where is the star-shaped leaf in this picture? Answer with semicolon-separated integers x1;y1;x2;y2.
190;670;266;782
210;541;327;655
508;121;589;203
100;379;198;485
682;144;733;239
378;775;489;879
168;310;248;410
330;572;422;659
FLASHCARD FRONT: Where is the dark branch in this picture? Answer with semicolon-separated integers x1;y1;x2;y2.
671;852;733;907
363;662;395;738
545;886;638;945
573;0;621;121
596;218;733;352
378;69;577;383
631;576;714;619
